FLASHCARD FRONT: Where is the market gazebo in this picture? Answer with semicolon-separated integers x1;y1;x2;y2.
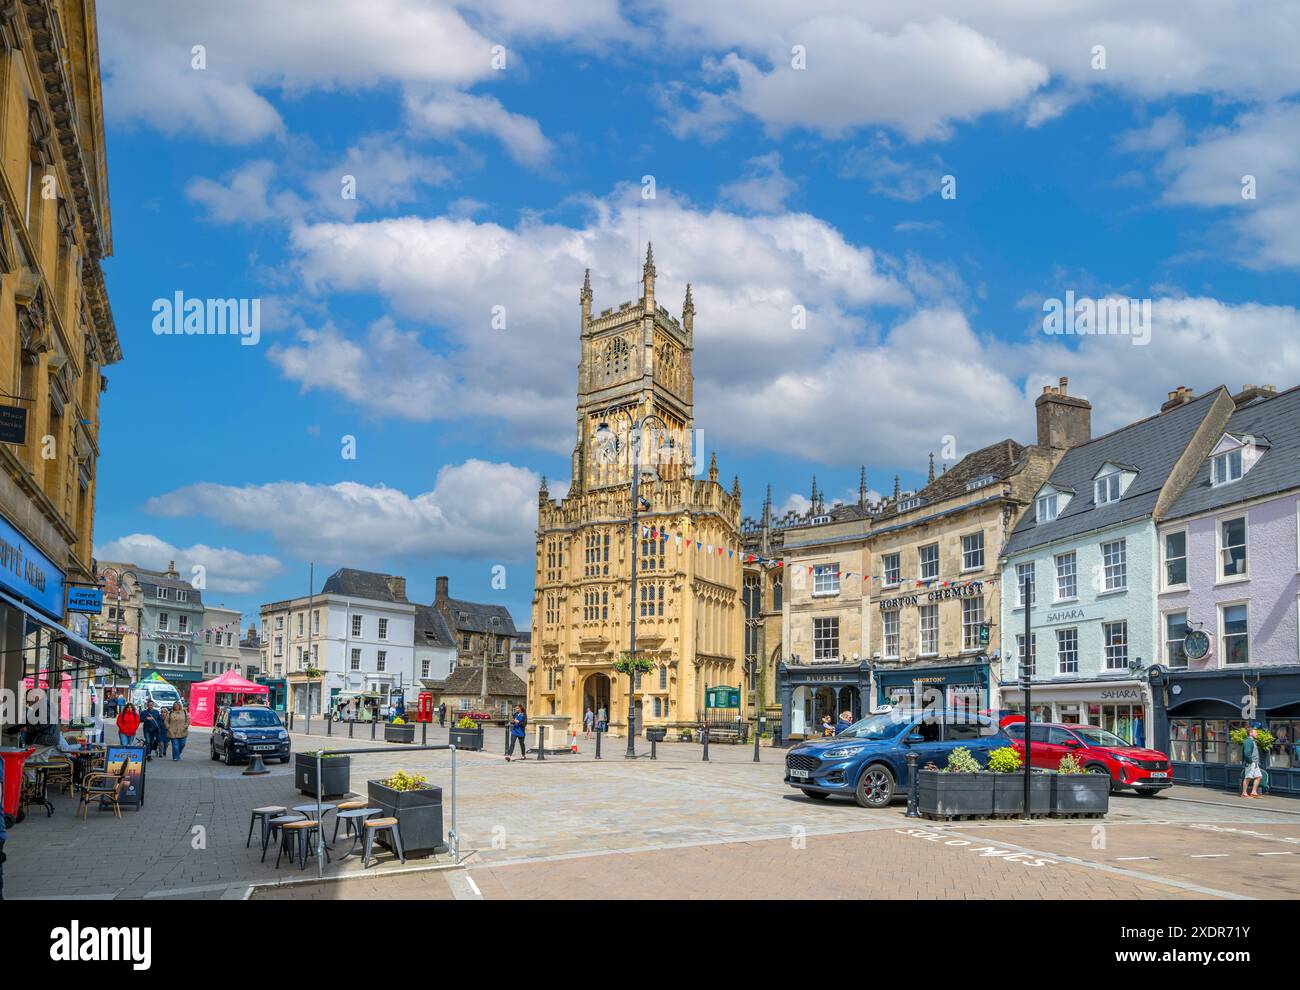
189;669;269;727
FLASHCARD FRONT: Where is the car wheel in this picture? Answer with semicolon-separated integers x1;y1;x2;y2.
223;745;235;765
801;789;830;800
209;745;219;761
1086;764;1117;793
855;764;895;808
1133;789;1161;797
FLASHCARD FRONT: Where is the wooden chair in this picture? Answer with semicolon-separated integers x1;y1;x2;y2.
44;756;74;796
77;759;130;820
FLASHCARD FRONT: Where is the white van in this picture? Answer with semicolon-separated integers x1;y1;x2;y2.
131;681;184;710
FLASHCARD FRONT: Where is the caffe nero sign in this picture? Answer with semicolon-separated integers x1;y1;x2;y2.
878;582;983;610
0;512;64;619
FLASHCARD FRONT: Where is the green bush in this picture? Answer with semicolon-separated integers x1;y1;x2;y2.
300;750;347;760
1230;726;1276;750
1058;753;1087;774
455;716;478;730
943;746;982;773
380;769;429;792
986;746;1023;773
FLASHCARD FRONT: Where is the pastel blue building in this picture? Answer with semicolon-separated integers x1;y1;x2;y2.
998;388;1236;743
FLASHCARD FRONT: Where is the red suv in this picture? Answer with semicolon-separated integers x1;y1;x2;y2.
1003;719;1171;796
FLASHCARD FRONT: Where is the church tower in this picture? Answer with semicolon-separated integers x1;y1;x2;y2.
533;250;743;738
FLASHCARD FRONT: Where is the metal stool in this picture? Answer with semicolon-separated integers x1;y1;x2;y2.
362;817;405;868
247;805;287;849
332;802;372;842
263;813;305;862
277;819;329;870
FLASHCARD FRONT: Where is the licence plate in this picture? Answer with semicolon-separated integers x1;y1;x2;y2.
789;768;811;780
1149;771;1168;778
252;744;277;752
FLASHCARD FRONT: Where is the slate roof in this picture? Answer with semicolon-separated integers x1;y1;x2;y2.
123;565;204;607
440;597;517;636
320;568;409;603
904;438;1027;510
413;604;456;649
1004;389;1225;556
1164;385;1300;520
440;665;527;698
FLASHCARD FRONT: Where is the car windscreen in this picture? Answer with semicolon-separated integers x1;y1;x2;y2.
152;689;181;706
229;709;281;728
836;710;914;740
1071;726;1130;748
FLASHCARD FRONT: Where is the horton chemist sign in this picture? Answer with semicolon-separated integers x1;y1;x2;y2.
0;512;64;618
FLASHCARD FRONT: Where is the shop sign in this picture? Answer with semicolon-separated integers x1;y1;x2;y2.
1043;605;1092;625
0;511;64;619
91;639;122;660
0;404;27;444
880;582;983;610
67;586;104;613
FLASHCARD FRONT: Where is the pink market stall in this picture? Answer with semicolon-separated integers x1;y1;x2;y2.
189;669;269;727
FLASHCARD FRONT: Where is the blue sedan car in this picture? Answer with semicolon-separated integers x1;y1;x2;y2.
785;708;1010;808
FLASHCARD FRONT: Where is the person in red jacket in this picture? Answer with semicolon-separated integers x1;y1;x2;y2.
116;703;141;746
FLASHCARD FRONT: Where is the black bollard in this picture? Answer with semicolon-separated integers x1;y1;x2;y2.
370;718;376;740
702;726;710;762
753;718;762;763
421;722;427;745
505;724;511;756
327;715;333;736
905;751;920;818
305;713;311;736
348;720;354;738
288;711;294;732
595;727;602;760
537;725;546;761
650;735;657;760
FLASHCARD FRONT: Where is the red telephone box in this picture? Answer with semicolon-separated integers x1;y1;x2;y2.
416;691;434;723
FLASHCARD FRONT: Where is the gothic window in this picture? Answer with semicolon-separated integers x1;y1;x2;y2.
604;337;630;381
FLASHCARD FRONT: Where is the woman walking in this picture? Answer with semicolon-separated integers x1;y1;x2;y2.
584;707;595;739
505;704;528;761
116;702;141;746
165;702;190;761
1241;725;1264;798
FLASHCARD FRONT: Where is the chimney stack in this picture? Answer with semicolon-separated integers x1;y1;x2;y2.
1035;376;1092;450
386;575;408;602
1232;383;1277;408
1160;386;1197;413
435;576;449;601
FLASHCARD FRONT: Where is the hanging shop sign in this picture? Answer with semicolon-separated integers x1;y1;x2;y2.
0;404;27;445
66;586;104;613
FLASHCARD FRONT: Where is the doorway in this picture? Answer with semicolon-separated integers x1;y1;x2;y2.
584;673;612;723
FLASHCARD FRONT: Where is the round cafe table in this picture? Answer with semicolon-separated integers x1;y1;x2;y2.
24;761;59;817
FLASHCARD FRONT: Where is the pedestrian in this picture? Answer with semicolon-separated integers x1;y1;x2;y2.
835;710;853;735
584;707;595;739
116;702;141;746
1241;725;1264;799
597;705;607;733
438;702;446;727
165;702;190;761
821;714;834;738
141;701;167;761
505;703;528;761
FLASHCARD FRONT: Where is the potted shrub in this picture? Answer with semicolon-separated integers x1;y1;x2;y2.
677;728;693;743
384;716;415;744
449;716;484;751
295;750;351;797
917;747;995;819
367;769;447;856
986;746;1025;816
1051;753;1110;817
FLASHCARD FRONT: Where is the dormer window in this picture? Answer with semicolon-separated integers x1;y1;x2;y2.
1036;494;1058;523
965;473;997;492
898;496;924;512
1212;447;1243;486
1095;471;1121;506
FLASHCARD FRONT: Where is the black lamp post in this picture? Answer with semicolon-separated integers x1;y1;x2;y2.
597;406;672;760
1021;574;1033;820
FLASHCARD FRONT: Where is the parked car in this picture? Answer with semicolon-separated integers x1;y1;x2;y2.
784;707;1011;808
1004;720;1170;795
209;705;291;765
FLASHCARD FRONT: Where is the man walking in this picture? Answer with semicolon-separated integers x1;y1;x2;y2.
142;701;166;761
597;705;608;733
584;707;595;739
505;704;527;761
1241;725;1265;799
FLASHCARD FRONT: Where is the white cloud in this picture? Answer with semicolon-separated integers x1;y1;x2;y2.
404;90;553;166
719;153;798;213
94;533;283;596
144;460;542;563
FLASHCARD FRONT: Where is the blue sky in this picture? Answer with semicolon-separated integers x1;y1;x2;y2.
91;1;1300;629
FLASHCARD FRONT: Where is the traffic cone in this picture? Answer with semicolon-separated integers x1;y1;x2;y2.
570;730;579;754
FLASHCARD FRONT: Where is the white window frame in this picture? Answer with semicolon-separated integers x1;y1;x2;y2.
350;648;362;671
882;553;900;587
1015;562;1036;609
176;589;188;602
1016;633;1037;677
961;596;984;652
1162;609;1189;669
351;614;364;637
813;616;840;660
1094;471;1121;506
919;543;939;581
881;610;900;660
1101;539;1127;592
1056;627;1079;675
961;532;984;572
377;650;386;672
1036;494;1057;523
1162;528;1189;591
1102;620;1128;671
812;564;840;597
378;618;389;640
1217;514;1248;583
1055;552;1077;601
158;612;169;631
1211;447;1243;487
919;603;938;657
1218;600;1249;667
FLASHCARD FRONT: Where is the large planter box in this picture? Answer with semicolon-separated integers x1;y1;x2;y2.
295;753;351;798
449;727;484;751
646;728;667;743
1051;773;1110;816
367;780;447;856
917;770;995;819
990;772;1054;817
384;723;415;744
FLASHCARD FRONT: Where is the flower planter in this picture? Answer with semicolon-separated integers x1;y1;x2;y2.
646;728;667;743
449;727;483;751
384;723;415;744
367;780;447;856
295;753;351;798
917;770;995;820
1051;773;1110;817
989;772;1054;817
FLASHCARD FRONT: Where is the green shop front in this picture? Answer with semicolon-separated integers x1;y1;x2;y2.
1149;664;1300;796
873;658;992;714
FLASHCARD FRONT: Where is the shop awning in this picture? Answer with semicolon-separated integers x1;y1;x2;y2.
0;588;132;680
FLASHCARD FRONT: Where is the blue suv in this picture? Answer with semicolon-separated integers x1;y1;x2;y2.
784;708;1010;808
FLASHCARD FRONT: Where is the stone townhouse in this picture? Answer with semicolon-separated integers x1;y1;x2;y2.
1150;384;1300;794
999;386;1236;740
740;484;794;725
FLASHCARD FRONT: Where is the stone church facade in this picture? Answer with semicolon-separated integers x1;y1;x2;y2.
528;247;744;737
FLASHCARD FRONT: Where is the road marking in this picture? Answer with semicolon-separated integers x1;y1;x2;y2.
1115;856;1154;861
1256;851;1294;856
1190;854;1229;859
447;870;484;900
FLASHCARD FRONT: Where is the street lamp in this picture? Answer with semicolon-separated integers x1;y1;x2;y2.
102;567;140;688
597;405;674;759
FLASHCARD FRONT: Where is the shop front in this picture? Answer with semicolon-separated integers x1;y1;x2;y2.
996;678;1149;745
1148;665;1300;796
873;658;991;715
777;660;871;739
256;675;287;713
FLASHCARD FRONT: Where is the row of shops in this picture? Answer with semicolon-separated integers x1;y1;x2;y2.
777;657;1300;794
